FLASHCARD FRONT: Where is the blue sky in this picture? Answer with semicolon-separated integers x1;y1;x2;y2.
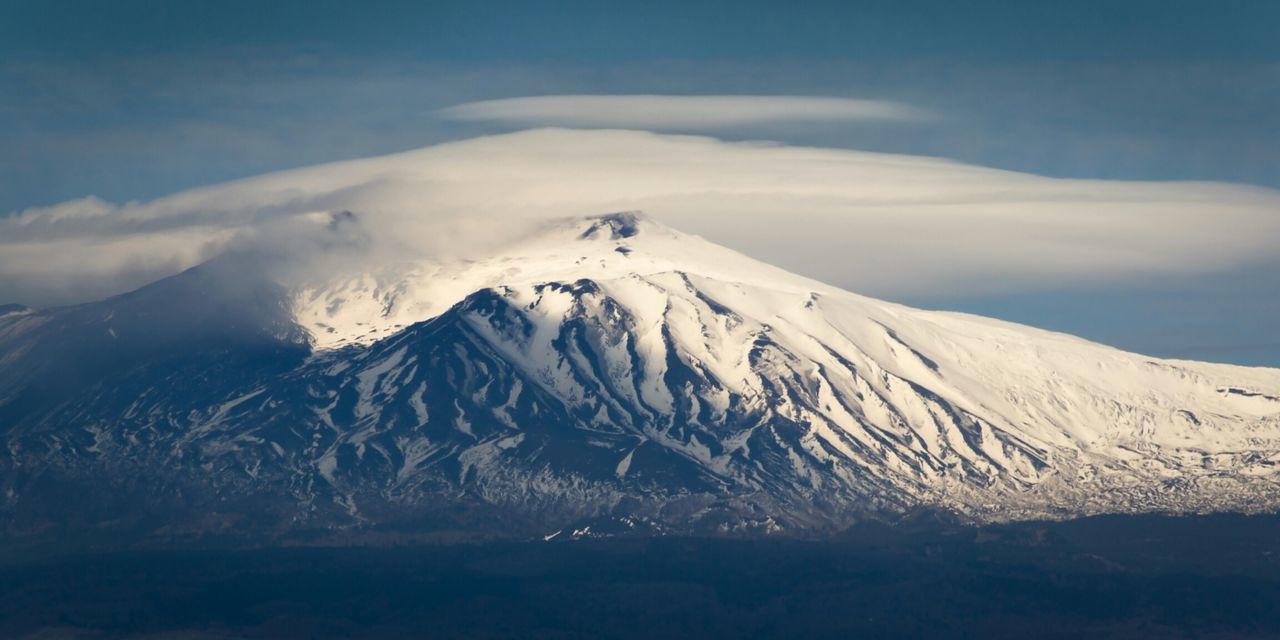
2;0;1279;365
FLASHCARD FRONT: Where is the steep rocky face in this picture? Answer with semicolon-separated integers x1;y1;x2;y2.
2;212;1279;544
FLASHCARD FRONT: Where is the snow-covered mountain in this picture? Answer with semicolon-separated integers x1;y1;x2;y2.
2;212;1279;542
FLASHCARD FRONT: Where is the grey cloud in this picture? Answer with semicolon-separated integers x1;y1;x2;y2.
437;95;935;129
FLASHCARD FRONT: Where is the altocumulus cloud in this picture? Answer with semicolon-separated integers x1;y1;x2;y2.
3;127;1280;306
436;95;934;129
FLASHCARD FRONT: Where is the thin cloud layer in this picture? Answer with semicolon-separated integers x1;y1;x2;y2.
4;127;1280;307
437;95;933;129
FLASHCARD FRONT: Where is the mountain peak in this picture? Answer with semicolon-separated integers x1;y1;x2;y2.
577;211;648;240
289;211;837;350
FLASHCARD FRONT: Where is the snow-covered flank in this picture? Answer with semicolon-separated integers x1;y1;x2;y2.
279;212;1280;522
3;211;1278;537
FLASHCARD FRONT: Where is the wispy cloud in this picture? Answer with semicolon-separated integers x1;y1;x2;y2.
437;95;934;129
4;128;1280;307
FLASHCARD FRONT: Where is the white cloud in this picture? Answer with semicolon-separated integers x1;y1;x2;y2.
437;95;933;129
4;127;1280;306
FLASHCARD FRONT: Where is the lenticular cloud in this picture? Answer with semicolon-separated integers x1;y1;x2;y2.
437;95;935;128
4;127;1280;307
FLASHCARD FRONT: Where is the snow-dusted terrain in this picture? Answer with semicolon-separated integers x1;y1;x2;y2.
2;212;1279;541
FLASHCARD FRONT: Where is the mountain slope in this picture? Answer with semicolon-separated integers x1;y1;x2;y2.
2;212;1279;542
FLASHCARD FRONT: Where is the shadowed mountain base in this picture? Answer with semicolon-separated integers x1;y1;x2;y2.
3;514;1280;639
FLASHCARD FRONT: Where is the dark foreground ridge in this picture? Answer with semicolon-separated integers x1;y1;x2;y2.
4;513;1280;639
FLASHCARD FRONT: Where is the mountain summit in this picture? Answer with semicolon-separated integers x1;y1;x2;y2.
3;212;1279;543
